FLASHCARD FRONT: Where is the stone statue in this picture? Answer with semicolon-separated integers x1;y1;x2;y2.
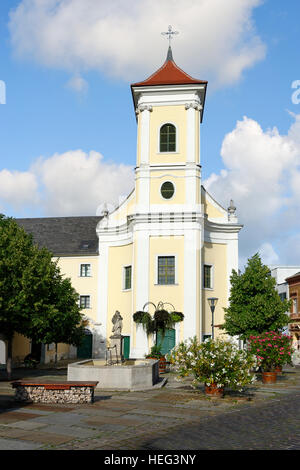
111;310;123;336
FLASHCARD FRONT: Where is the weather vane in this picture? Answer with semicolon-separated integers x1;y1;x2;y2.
161;25;179;47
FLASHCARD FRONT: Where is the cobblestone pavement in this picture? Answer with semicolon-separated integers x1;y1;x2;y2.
0;365;299;450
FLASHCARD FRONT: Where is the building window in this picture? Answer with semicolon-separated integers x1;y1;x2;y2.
279;292;287;302
293;297;298;314
124;265;132;290
80;264;91;277
160;181;175;200
158;256;175;285
203;264;213;289
160;123;176;152
80;295;91;309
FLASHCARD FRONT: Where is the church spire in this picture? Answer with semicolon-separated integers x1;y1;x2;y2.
166;45;174;62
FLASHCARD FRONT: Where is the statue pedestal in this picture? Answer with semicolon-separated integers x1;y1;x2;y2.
109;335;123;363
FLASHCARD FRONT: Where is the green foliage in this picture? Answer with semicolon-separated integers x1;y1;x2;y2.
0;214;85;357
145;344;164;359
221;253;291;340
169;336;257;391
248;331;294;371
133;307;184;346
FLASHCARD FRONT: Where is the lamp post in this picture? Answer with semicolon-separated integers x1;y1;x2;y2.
207;297;218;340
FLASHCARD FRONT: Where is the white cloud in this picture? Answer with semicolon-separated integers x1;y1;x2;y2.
0;169;38;210
204;113;300;265
258;242;280;266
66;74;88;93
0;150;134;216
8;0;266;87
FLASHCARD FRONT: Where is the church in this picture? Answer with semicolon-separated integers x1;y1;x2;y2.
3;42;243;365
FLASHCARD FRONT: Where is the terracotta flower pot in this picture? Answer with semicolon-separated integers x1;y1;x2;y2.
205;383;224;398
158;356;166;373
147;356;166;373
262;371;277;384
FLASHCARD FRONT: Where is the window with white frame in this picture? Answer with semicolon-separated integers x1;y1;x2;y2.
80;263;91;277
80;295;91;309
159;123;176;152
293;297;298;314
158;256;175;285
123;265;132;290
203;264;213;289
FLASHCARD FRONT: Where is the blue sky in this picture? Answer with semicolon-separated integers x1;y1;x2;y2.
1;0;300;266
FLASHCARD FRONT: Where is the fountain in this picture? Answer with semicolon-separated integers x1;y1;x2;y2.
67;310;164;391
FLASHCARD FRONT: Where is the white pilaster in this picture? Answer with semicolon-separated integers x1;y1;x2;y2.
130;230;149;358
183;228;199;341
97;243;109;357
186;105;196;163
138;106;152;165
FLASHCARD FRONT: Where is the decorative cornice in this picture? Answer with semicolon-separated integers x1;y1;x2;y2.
135;104;153;115
204;217;243;234
185;101;202;111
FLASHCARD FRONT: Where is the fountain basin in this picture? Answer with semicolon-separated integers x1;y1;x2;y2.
67;358;161;391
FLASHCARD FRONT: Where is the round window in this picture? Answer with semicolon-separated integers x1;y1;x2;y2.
161;181;175;199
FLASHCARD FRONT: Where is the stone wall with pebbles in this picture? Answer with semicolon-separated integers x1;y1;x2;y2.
11;381;98;404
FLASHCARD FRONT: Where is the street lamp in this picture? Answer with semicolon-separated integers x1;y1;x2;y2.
207;297;218;340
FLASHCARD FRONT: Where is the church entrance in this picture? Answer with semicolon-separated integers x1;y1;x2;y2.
77;330;93;359
122;336;130;359
156;329;176;356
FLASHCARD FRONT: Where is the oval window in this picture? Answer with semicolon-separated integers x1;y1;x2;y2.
161;181;175;199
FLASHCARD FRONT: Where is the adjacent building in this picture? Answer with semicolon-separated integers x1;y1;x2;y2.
285;272;300;351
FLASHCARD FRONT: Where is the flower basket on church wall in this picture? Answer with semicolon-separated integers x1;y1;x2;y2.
133;302;184;368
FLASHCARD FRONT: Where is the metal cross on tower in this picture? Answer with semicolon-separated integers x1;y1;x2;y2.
161;25;179;47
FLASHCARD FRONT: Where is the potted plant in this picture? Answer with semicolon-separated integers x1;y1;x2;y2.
248;331;294;384
145;344;167;373
169;336;257;397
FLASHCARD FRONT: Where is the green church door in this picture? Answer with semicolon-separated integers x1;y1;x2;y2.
156;329;176;356
77;330;93;359
122;336;130;359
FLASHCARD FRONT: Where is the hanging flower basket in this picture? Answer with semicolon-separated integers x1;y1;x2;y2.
133;301;184;356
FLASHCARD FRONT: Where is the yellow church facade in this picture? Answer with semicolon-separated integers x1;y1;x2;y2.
1;47;242;366
95;47;242;359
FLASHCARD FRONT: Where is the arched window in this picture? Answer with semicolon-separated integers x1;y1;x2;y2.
160;123;176;152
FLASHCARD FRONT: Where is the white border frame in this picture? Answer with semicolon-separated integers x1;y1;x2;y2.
79;294;92;309
159;180;176;201
154;254;178;286
157;121;179;155
79;263;92;277
122;264;132;291
203;263;214;290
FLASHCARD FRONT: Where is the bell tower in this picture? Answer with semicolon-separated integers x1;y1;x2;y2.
96;30;242;359
131;36;207;214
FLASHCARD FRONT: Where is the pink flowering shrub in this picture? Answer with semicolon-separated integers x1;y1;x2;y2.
248;331;294;372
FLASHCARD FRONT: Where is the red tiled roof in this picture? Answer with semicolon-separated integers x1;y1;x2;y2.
131;54;207;88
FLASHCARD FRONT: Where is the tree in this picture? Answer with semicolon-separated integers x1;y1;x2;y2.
221;253;291;341
0;214;85;378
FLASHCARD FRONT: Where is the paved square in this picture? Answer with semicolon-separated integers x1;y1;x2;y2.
0;365;299;450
